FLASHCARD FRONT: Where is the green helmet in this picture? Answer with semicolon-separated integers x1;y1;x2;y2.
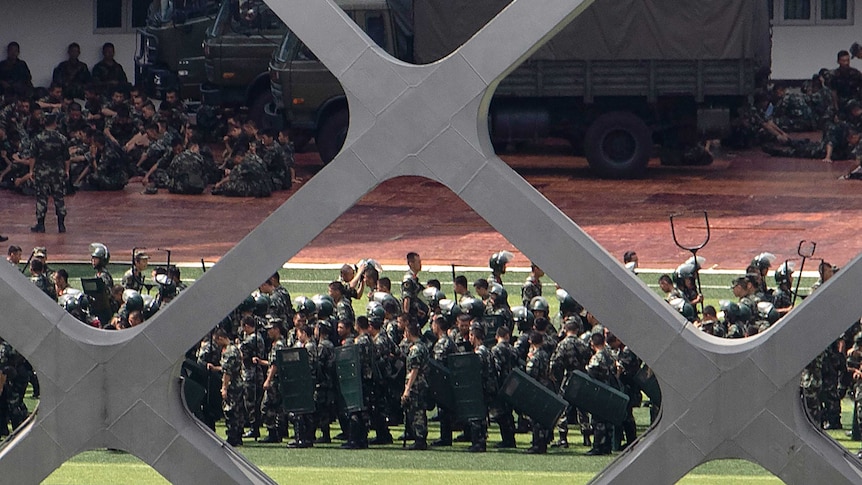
529;296;549;314
254;294;270;317
774;261;793;286
62;293;90;315
89;242;110;264
459;297;485;319
488;282;508;305
511;305;535;332
669;297;696;322
312;294;334;319
438;298;462;324
366;301;385;324
719;300;741;323
555;288;582;315
124;290;144;313
294;296;317;316
751;252;775;272
489;250;513;273
422;287;445;309
238;295;256;313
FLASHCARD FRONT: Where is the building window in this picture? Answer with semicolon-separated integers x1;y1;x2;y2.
776;0;854;24
95;0;153;33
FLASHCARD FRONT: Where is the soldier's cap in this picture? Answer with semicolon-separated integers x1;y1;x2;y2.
33;247;47;258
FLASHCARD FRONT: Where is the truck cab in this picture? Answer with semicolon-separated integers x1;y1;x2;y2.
201;0;288;125
267;0;397;158
134;0;218;100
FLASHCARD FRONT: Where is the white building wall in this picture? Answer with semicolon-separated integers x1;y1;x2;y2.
771;2;862;80
0;0;137;89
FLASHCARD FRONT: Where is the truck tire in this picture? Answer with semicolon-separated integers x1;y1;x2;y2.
584;111;652;179
317;109;349;165
249;91;274;131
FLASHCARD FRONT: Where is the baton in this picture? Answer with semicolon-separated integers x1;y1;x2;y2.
792;240;816;308
669;211;710;314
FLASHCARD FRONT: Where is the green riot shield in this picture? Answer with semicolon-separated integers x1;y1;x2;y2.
276;347;316;414
81;277;112;325
634;365;662;404
180;359;222;420
564;370;630;426
499;368;568;429
182;377;206;413
448;352;486;421
427;358;455;411
335;345;364;412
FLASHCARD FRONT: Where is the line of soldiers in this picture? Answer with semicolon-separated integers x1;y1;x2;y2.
185;252;653;455
657;250;862;444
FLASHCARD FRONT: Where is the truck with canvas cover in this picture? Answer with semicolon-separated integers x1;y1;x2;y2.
267;0;770;178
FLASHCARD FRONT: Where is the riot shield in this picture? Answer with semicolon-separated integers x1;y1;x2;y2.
81;277;112;325
181;359;222;420
499;367;567;429
276;347;316;414
335;345;364;412
634;365;662;404
448;352;486;421
564;370;630;426
427;358;455;411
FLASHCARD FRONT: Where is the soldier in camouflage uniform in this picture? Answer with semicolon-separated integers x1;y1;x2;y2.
763;120;860;162
521;263;543;307
607;333;641;450
165;137;207;194
239;315;265;440
402;320;430;450
821;340;847;430
29;258;56;299
342;316;374;449
0;338;29;432
193;331;222;431
368;305;396;445
771;84;816;132
258;128;291;190
430;315;457;446
525;331;552;454
490;326;518;448
402;252;429;326
329;281;356;325
29;111;69;233
290;325;317;447
257;318;286;443
209;329;244;446
468;324;496;452
85;132;129;191
314;322;337;443
211;147;272;198
550;320;592;448
585;332;615;455
846;334;862;442
121;251;148;292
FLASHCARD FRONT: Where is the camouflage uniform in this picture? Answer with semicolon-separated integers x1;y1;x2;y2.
550;333;592;444
220;342;244;444
88;139;128;191
773;92;816;132
801;352;823;426
404;339;430;443
847;341;862;440
214;153;272;198
469;343;497;450
259;140;291;190
261;336;286;440
431;333;457;444
293;339;318;445
240;328;266;436
490;338;519;446
401;272;429;326
371;330;398;443
0;340;28;431
31;127;69;223
764;121;855;160
525;345;552;452
164;149;206;194
335;299;355;326
315;337;337;440
586;346;616;454
807;87;835;131
612;346;642;449
269;285;293;323
521;275;541;307
31;272;56;300
121;268;145;292
821;340;846;429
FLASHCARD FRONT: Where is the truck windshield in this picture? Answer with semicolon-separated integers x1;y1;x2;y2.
275;32;294;63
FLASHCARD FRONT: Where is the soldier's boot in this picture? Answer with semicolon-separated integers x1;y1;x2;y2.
315;424;331;444
623;419;637;447
279;420;290;441
582;429;592;448
432;413;453;446
30;218;45;233
57;215;66;233
406;438;427;450
260;428;281;444
551;428;568;448
496;417;517;448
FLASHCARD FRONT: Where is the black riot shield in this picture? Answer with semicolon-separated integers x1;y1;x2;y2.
427;358;455;411
335;345;364;412
276;347;316;414
634;365;662;404
499;368;568;429
81;277;112;325
564;370;630;426
181;359;223;421
448;352;486;421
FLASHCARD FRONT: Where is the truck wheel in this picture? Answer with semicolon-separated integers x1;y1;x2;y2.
584;111;652;178
249;91;274;131
317;109;349;165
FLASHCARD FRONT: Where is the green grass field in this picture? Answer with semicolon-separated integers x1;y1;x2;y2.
11;263;839;484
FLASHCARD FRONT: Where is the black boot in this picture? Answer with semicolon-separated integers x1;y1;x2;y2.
260;428;281;443
406;438;427;450
30;218;45;233
57;215;66;233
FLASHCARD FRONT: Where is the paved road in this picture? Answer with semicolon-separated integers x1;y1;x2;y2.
1;144;859;270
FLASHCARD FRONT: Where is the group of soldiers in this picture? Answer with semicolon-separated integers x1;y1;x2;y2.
730;47;862;174
181;251;652;455
656;250;862;448
0;70;297;233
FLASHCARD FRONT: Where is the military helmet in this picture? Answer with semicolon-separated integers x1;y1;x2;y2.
89;242;110;264
438;298;462;323
422;287;445;309
737;303;752;323
529;296;550;314
489;250;514;273
124;290;144;313
312;294;334;319
143;295;160;320
719;300;741;323
154;273;177;300
294;296;317;315
253;294;270;317
774;260;794;286
673;262;697;286
488;282;508;304
555;288;583;316
847;98;862;113
459;297;485;319
750;252;775;272
63;293;90;315
366;301;385;324
756;301;780;324
511;305;535;332
669;297;696;322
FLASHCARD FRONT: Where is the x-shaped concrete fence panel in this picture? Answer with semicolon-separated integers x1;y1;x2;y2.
0;0;861;483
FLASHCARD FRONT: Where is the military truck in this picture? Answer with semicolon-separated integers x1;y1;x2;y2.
267;0;770;178
134;1;219;100
198;0;288;125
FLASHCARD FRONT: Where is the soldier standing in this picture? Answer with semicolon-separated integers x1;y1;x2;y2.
468;324;496;452
521;263;543;307
430;315;456;447
402;252;428;326
368;305;396;445
490;326;518;448
29;111;69;233
256;318;286;443
585;332;615;455
30;258;56;300
208;329;244;446
402;320;430;450
525;331;552;454
239;316;265;440
290;325;317;448
314;322;337;443
550;320;592;448
121;251;148;292
341;316;373;449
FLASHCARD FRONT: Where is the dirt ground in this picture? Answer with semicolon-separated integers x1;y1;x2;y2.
1;141;860;270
